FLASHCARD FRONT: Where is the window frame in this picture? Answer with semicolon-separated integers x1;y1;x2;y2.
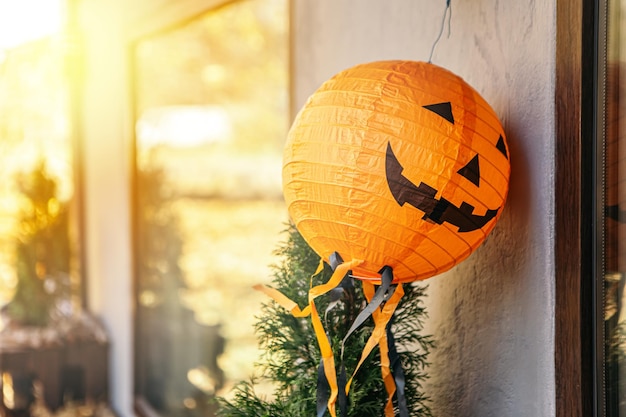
555;0;605;416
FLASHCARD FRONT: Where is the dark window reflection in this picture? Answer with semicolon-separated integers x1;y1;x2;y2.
604;0;626;415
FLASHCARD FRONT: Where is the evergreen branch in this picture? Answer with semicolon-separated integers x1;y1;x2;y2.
217;224;433;417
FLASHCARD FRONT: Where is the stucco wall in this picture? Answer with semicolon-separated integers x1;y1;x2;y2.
292;0;556;415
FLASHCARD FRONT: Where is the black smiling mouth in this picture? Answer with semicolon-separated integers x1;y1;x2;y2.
385;142;500;233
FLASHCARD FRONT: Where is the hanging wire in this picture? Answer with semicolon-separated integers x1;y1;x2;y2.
428;0;452;63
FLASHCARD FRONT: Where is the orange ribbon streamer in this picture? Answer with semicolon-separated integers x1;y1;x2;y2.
362;281;404;417
256;259;406;416
255;259;406;417
255;259;363;417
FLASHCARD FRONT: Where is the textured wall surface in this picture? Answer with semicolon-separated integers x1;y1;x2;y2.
292;0;556;415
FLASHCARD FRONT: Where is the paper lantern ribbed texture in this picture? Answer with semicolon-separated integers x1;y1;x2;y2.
283;60;510;283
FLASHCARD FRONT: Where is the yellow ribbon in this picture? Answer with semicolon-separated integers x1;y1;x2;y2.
256;259;407;416
255;258;363;417
362;281;404;417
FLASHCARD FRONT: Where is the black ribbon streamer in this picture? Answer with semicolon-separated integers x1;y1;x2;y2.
337;364;348;417
387;324;409;417
317;359;331;417
316;253;409;416
340;266;395;353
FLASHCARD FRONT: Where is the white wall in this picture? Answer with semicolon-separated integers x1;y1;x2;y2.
292;0;556;416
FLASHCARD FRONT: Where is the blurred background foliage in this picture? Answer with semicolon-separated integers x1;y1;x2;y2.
0;19;77;320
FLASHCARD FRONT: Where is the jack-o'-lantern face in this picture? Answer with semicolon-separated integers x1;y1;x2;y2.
283;60;510;283
385;101;508;233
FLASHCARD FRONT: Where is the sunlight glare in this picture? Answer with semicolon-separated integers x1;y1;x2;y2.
136;106;233;148
0;0;64;50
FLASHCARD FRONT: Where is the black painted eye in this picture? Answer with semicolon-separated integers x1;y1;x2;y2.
496;135;508;159
457;154;480;186
422;102;454;124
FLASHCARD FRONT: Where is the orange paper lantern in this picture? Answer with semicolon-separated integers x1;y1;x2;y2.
283;60;510;282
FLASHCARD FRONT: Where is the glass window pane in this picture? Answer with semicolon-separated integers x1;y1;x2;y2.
132;0;289;415
604;0;626;414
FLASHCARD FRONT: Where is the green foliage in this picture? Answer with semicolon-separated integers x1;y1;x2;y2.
6;162;71;326
217;225;434;416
